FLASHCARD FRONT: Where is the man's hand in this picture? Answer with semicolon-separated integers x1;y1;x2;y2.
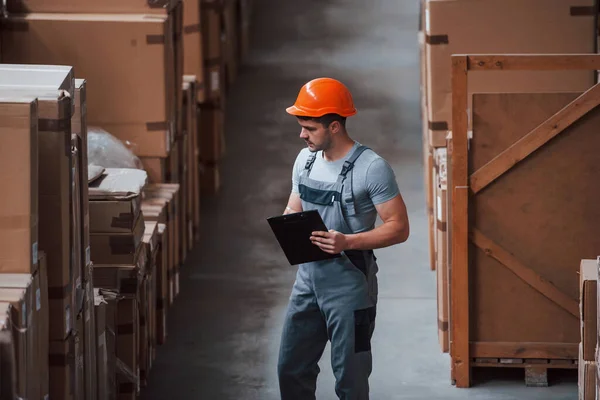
310;230;348;254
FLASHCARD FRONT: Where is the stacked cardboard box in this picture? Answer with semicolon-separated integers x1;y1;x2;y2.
89;168;148;399
0;272;44;399
94;289;111;400
1;0;184;160
140;222;160;385
0;0;258;394
0;301;17;399
0;64;97;399
199;0;229;195
140;199;170;345
579;260;597;400
143;184;182;303
183;76;202;245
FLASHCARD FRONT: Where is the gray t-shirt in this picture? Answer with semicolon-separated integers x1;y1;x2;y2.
291;142;399;233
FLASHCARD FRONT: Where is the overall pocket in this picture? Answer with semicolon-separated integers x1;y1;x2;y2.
354;306;377;353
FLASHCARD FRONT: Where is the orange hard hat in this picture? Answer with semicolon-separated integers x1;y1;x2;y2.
286;77;357;118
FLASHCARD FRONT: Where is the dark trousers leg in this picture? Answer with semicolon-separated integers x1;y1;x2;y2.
278;285;328;400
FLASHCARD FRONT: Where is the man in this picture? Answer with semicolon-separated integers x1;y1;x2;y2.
278;77;410;400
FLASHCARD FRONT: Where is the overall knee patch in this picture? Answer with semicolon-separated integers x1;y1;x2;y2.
354;306;376;353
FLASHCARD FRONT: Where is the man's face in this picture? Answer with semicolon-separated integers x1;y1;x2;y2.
297;118;332;152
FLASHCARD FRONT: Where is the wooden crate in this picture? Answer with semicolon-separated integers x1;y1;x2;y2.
448;54;600;388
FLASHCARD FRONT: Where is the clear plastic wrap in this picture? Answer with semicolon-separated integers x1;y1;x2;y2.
87;127;144;170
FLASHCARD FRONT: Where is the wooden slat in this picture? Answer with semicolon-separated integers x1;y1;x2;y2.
470;342;578;360
467;54;600;72
470;229;579;318
470;83;600;193
471;362;577;369
450;55;470;388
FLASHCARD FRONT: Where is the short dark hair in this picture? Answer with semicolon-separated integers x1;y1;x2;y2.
297;113;346;128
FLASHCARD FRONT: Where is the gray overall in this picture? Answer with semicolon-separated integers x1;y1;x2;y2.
278;145;379;400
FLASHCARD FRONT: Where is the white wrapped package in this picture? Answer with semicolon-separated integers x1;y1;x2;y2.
87;127;144;170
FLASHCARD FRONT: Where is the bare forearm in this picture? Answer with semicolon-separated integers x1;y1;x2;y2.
346;221;409;251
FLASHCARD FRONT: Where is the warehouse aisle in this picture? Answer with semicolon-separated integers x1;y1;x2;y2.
141;0;576;399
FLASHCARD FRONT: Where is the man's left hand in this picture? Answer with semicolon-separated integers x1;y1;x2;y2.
310;230;348;254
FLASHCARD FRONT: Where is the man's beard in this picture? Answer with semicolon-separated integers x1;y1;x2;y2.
308;130;332;152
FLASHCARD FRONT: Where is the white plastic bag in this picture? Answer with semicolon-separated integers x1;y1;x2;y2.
87;127;144;170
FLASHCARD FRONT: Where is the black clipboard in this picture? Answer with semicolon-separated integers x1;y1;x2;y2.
267;210;342;265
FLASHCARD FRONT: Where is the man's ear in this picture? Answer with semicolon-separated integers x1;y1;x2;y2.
329;120;341;134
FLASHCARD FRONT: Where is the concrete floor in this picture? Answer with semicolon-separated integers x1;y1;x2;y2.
141;0;578;398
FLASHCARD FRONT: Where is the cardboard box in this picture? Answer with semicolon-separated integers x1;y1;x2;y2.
2;13;180;157
29;270;42;399
138;274;149;386
72;134;84;316
0;274;41;399
140;157;169;183
144;222;160;257
144;185;181;301
103;297;117;398
94;290;108;400
147;244;158;364
579;344;596;400
89;168;147;265
0;87;75;341
223;0;239;87
83;281;98;400
182;77;198;250
183;0;206;102
89;168;146;235
7;0;179;13
0;278;32;400
89;194;143;234
0;64;75;101
183;76;201;240
201;0;226;102
0;300;27;399
49;336;75;400
93;245;147;296
0;302;16;400
73;80;92;281
0;96;39;274
116;298;139;399
198;102;224;163
169;134;181;185
142;196;176;298
424;0;596;148
142;222;159;377
580;259;597;361
37;91;74;341
177;134;189;260
38;251;50;400
74;312;85;400
90;213;146;265
156;223;168;345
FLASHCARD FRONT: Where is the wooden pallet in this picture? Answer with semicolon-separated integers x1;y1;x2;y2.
468;358;577;388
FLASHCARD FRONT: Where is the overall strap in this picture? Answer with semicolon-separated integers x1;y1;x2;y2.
337;145;370;215
304;152;317;176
